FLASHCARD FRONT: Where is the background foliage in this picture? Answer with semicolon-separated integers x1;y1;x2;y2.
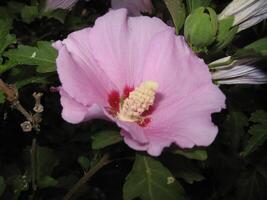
0;0;267;199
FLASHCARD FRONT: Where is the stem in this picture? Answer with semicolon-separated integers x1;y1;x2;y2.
63;153;110;200
31;138;37;191
0;78;32;121
0;78;39;129
1;78;41;194
14;102;34;122
0;78;16;101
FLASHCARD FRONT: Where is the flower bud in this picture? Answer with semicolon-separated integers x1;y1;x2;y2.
184;7;218;52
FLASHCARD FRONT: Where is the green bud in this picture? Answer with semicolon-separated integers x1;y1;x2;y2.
184;7;218;52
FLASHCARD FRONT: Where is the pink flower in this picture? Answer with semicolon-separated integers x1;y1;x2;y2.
46;0;79;11
54;9;225;156
111;0;153;16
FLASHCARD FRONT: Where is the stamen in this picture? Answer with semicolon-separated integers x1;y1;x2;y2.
123;86;134;99
117;81;158;122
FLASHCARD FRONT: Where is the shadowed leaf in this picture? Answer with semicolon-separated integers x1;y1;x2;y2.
241;110;267;157
92;131;122;150
123;154;185;200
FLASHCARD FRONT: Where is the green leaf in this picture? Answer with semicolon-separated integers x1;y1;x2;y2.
173;159;205;184
234;37;267;59
212;16;238;51
165;155;205;185
38;176;58;189
36;147;59;188
123;154;185;200
0;60;18;74
78;156;90;170
14;76;49;89
223;111;249;152
241;110;267;157
21;5;39;24
4;44;37;63
0;176;6;197
0;19;12;39
233;49;262;60
250;110;267;124
91;131;122;150
0;34;16;55
4;41;57;73
245;37;267;56
164;0;186;33
173;149;207;161
186;0;211;12
7;1;25;15
236;168;267;200
0;19;15;55
0;91;5;104
42;9;67;23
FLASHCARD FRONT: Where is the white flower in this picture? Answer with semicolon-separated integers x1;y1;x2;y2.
46;0;79;11
111;0;153;16
219;0;267;32
210;56;267;84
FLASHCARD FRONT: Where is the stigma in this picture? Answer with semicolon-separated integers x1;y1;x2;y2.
117;81;159;122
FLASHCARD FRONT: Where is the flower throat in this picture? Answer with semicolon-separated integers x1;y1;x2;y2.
108;81;158;127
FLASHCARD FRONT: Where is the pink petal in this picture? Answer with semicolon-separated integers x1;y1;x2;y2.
111;0;153;16
122;130;149;151
55;44;116;107
142;36;225;150
117;120;148;143
88;9;173;90
126;15;174;86
121;32;225;155
146;137;173;156
60;10;128;92
59;89;105;124
103;110;149;144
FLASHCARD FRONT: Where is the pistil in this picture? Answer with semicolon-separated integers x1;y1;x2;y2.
117;81;158;122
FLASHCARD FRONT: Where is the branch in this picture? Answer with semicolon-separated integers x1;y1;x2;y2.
0;78;17;102
0;78;42;131
0;78;42;192
63;153;110;200
31;138;37;191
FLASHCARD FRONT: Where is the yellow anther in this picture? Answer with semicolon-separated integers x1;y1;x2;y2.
117;81;158;122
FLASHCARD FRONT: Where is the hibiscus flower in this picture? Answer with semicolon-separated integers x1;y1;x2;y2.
53;9;225;156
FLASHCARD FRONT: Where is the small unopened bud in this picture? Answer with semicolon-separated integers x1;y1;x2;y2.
184;7;218;52
33;92;44;113
21;121;32;132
